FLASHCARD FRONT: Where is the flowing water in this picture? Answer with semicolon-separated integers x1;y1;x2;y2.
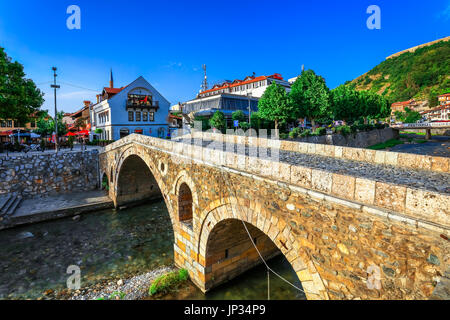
0;201;304;300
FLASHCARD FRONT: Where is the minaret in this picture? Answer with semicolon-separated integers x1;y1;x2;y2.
109;69;114;88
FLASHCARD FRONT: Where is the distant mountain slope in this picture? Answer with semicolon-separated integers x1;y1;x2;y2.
348;38;450;107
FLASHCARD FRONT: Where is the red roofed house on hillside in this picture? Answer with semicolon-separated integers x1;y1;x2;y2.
438;93;450;107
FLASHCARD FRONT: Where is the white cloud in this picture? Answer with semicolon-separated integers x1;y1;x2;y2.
58;90;94;99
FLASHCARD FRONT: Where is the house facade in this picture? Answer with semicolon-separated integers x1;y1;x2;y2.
181;73;290;124
90;73;170;141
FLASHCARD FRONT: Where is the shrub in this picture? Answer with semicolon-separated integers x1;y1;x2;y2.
279;133;289;139
300;129;311;138
336;125;351;136
149;269;189;296
314;127;327;136
289;127;301;139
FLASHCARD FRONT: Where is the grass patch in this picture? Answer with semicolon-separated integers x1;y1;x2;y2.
368;139;404;150
414;139;428;144
149;269;189;296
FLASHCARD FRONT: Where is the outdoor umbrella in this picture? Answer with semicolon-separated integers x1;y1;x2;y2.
66;132;77;136
30;132;41;139
77;130;89;136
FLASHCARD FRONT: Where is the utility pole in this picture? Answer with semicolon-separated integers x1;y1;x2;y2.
247;91;252;129
51;67;60;153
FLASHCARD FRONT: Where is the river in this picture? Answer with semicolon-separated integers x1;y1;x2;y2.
0;201;304;300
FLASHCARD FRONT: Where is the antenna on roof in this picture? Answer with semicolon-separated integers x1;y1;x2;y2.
201;64;208;92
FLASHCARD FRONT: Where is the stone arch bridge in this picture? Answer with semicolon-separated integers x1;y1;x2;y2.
99;133;450;300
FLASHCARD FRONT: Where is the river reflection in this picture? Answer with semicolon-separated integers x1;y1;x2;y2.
0;200;305;300
0;201;174;299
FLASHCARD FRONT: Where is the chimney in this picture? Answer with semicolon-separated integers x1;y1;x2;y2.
96;95;100;103
109;68;114;88
83;100;91;108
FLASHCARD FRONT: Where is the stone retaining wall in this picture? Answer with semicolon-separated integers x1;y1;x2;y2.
0;150;99;198
292;127;398;148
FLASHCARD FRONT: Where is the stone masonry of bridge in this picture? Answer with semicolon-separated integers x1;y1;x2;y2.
100;133;449;300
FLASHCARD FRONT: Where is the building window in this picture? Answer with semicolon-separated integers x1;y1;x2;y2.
143;112;148;121
30;120;36;128
136;111;141;121
128;111;134;121
7;120;12;127
120;128;129;138
149;112;154;121
1;121;6;127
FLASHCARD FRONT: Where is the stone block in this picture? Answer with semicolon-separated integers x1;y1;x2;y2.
331;173;355;200
398;153;431;171
405;188;450;227
431;156;449;173
354;178;376;205
290;165;312;188
311;169;332;193
375;182;406;212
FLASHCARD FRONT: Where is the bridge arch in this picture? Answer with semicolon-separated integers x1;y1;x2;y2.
113;146;176;226
173;171;199;227
197;199;329;300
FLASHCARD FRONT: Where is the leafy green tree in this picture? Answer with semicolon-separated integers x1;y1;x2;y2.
191;115;210;131
0;47;44;124
330;85;360;122
232;110;246;123
209;111;226;132
394;107;421;123
258;82;295;130
36;110;67;136
290;69;330;127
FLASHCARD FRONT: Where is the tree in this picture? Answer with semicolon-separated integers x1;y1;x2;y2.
35;110;67;137
232;110;246;125
209;111;226;132
394;107;421;123
290;69;330;127
191;115;210;131
258;82;295;130
0;47;44;124
330;85;360;122
358;91;390;122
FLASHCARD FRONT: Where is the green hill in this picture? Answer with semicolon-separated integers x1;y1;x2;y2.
348;39;450;107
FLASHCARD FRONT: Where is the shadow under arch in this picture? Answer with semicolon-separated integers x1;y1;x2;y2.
113;147;176;228
204;217;306;300
197;200;329;300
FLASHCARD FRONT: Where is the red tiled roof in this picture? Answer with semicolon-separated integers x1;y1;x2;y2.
391;99;415;107
199;74;284;96
104;87;124;94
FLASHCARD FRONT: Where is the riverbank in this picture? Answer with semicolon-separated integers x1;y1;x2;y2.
0;190;114;230
67;265;177;300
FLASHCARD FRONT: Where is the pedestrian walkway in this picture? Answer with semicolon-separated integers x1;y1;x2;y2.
0;144;103;158
0;190;114;230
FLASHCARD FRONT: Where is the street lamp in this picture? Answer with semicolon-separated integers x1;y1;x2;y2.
51;67;60;153
247;90;252;129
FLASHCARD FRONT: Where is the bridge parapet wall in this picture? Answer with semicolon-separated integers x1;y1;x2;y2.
102;134;449;231
176;131;449;173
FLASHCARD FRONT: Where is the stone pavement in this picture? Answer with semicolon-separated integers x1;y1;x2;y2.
0;145;103;158
0;190;113;230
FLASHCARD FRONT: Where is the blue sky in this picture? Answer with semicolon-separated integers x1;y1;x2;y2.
0;0;449;114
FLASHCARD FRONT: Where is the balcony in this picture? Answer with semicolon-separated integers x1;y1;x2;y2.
126;94;159;110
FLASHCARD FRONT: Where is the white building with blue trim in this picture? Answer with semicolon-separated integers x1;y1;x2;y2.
90;71;170;141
